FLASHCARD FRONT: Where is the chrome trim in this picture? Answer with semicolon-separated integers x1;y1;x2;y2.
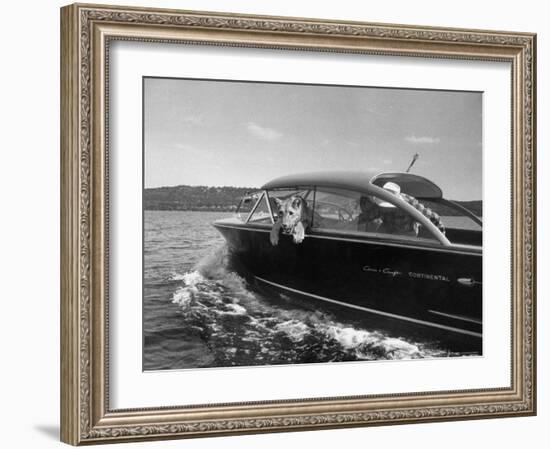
264;189;275;224
212;222;482;256
311;228;444;249
457;277;483;287
428;310;482;325
255;276;482;338
308;233;479;255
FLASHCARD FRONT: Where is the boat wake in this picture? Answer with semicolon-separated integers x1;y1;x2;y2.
168;244;454;368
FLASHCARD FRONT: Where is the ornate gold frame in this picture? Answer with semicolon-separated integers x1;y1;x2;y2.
60;3;536;445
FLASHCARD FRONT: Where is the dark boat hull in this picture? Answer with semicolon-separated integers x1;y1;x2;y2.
214;220;482;350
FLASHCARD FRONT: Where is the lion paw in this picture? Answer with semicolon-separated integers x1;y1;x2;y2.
293;223;305;244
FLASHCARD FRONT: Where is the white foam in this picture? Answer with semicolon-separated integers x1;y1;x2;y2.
182;271;204;286
171;271;205;307
327;326;376;348
370;338;421;359
196;245;230;279
220;303;248;315
275;320;310;342
172;287;193;307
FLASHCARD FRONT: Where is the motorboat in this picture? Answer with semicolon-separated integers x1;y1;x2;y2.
213;171;482;347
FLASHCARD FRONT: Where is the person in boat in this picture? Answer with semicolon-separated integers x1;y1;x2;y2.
358;182;445;237
357;195;384;233
357;182;419;237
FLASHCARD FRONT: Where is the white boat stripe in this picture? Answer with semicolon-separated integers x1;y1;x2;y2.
428;310;483;325
213;223;481;256
254;276;482;339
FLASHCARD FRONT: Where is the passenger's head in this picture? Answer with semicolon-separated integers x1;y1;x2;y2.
359;195;377;213
372;182;401;209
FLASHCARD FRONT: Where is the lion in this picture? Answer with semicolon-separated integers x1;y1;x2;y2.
270;195;312;246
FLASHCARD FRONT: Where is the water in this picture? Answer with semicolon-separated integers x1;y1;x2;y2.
144;210;469;371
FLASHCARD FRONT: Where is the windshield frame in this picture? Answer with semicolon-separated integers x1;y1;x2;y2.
236;191;264;222
244;190;276;224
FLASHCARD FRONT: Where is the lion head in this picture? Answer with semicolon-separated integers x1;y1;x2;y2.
274;195;308;235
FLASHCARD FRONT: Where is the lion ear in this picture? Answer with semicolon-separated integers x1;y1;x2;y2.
274;197;283;207
292;197;303;208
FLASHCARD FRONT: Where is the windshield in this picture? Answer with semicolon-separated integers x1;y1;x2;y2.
247;193;272;224
418;199;482;231
312;187;439;241
236;191;263;222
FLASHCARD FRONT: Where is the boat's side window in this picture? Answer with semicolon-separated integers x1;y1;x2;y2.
361;196;422;238
311;188;362;231
247;193;272;224
312;187;437;241
415;199;481;231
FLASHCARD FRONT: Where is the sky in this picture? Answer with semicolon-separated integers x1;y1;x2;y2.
144;77;482;200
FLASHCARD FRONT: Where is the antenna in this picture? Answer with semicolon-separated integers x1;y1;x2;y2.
406;153;419;173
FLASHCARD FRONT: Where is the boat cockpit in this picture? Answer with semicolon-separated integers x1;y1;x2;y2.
235;172;482;249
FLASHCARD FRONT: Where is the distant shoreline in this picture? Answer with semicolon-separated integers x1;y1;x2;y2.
145;207;237;212
144;184;482;216
144;184;254;213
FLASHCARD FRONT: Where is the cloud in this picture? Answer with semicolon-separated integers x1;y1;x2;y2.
180;115;204;126
383;159;393;165
404;135;441;144
362;106;391;117
345;140;360;147
174;143;197;151
246;122;282;141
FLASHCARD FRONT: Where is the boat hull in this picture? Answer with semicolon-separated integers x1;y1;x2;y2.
214;219;482;350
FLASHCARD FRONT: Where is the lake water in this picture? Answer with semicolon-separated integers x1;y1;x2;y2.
144;210;475;371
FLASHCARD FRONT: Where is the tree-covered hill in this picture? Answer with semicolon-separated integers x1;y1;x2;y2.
144;185;256;211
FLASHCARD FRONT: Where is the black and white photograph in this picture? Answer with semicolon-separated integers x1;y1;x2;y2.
143;77;483;371
1;0;544;445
